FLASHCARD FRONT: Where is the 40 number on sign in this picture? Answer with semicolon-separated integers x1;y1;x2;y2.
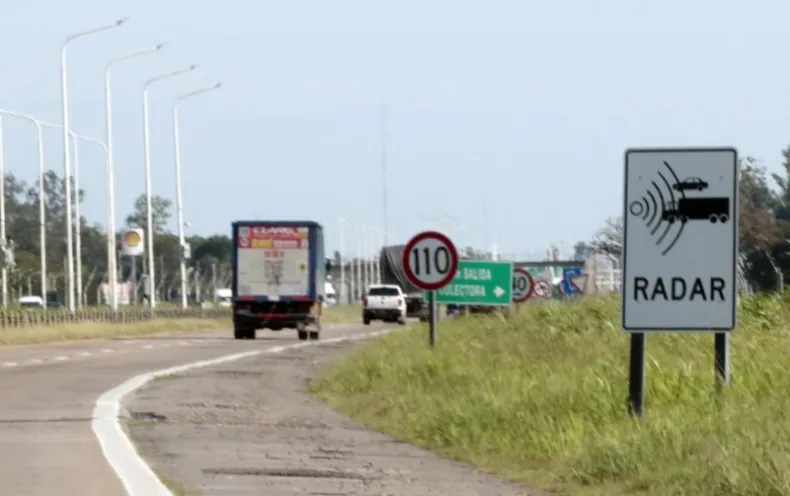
512;268;534;302
403;231;459;291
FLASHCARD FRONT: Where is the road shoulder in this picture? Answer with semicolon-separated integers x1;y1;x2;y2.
123;334;536;495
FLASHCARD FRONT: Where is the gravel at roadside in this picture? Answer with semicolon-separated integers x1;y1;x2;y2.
123;333;541;495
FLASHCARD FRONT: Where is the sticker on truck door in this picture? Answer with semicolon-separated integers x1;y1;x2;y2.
236;226;310;296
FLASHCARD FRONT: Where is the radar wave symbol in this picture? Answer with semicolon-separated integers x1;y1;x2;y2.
628;161;686;256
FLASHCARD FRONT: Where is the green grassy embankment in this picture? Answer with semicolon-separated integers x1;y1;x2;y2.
0;317;230;346
0;305;360;346
310;294;790;496
322;304;361;323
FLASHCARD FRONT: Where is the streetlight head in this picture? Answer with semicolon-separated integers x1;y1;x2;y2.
116;17;129;26
214;82;222;89
189;64;198;71
155;43;165;50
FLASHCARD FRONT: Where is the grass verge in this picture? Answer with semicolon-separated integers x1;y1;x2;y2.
0;318;229;346
0;304;361;346
322;304;361;323
311;293;790;496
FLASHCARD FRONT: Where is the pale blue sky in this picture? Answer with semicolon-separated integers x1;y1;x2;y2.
0;1;788;258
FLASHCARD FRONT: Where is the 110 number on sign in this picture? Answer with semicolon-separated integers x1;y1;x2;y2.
402;231;459;291
410;245;452;277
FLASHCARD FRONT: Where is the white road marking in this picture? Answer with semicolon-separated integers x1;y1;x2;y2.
3;362;18;367
101;349;114;353
54;356;69;361
29;359;42;364
142;345;153;349
92;329;392;496
80;352;93;357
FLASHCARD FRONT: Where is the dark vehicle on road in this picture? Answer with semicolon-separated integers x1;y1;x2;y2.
673;177;709;191
662;197;730;224
380;245;429;321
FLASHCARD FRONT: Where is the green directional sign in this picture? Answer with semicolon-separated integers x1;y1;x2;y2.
427;260;513;306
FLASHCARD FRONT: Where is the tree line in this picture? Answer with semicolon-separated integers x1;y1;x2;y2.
3;170;232;303
579;151;790;292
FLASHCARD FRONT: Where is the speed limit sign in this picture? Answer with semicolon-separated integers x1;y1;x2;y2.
403;231;459;290
512;268;534;303
534;279;551;298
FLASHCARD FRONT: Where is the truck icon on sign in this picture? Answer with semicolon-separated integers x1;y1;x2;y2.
661;197;730;224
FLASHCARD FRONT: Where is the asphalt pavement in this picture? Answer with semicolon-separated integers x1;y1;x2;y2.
124;325;538;496
0;321;538;496
0;323;362;496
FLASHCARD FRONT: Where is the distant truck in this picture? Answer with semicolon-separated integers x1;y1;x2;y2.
231;221;327;341
215;288;232;308
380;245;428;321
662;198;730;224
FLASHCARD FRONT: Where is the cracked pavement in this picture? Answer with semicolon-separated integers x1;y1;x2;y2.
124;324;538;495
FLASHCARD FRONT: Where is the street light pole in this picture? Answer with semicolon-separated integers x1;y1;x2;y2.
71;133;111;308
0;111;47;308
338;217;348;304
142;65;199;311
339;219;345;303
105;44;164;311
370;226;380;284
39;122;109;307
72;137;82;308
173;82;221;309
355;222;365;297
61;18;128;313
367;225;373;288
0;116;6;308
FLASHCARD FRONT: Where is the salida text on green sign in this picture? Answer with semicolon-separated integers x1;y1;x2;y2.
438;266;496;297
431;259;512;306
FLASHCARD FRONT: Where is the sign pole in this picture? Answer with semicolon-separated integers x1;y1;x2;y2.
622;147;739;416
428;290;437;348
401;230;459;350
628;332;646;417
714;332;730;389
131;255;137;306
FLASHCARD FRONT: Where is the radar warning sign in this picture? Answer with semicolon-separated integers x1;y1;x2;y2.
622;148;738;332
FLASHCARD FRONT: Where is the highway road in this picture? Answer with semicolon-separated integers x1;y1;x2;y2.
0;321;537;496
0;323;363;496
124;325;538;496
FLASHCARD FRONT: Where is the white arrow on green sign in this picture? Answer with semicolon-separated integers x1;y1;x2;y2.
427;259;513;306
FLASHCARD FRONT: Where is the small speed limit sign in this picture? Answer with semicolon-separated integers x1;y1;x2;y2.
403;231;459;291
512;268;534;303
534;279;551;298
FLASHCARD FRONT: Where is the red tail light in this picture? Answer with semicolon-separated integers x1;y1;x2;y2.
397;299;403;307
363;297;368;306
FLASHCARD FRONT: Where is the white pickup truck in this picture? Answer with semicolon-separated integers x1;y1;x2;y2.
362;284;408;325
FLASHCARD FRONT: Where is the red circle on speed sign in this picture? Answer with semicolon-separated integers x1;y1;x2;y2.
402;231;459;291
512;268;534;303
534;279;551;298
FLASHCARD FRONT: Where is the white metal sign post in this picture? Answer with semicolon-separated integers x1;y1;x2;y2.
622;147;738;417
403;231;459;348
